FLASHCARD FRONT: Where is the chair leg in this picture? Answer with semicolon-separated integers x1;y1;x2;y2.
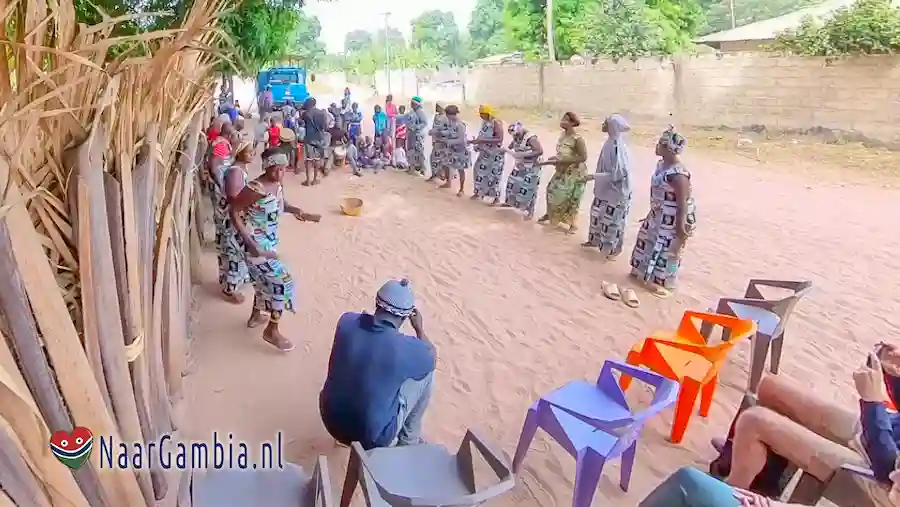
748;334;773;393
769;333;784;375
619;351;642;391
512;407;539;473
619;441;637;492
699;375;718;417
572;449;606;507
671;381;701;444
339;446;361;507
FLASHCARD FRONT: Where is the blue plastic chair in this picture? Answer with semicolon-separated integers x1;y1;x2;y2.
512;360;680;507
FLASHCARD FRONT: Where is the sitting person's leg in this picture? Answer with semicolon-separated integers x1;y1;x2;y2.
392;372;435;446
727;405;862;489
714;375;859;477
641;467;739;507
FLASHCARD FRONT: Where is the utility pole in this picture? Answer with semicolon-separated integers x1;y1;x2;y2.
546;0;556;62
729;0;736;28
381;11;392;95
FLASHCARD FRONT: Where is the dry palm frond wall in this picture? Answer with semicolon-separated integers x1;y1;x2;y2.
0;0;229;505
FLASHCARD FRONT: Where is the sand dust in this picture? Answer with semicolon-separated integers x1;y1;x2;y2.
182;111;900;506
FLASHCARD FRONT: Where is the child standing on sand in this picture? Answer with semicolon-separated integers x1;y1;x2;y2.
373;105;388;139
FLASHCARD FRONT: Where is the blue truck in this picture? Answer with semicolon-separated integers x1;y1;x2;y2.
257;66;312;109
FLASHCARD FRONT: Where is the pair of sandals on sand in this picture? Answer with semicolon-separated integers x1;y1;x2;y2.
600;281;641;308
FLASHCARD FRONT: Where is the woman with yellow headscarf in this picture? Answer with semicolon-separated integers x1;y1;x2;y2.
468;104;505;203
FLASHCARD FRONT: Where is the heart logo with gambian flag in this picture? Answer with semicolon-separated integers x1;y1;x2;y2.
49;427;94;469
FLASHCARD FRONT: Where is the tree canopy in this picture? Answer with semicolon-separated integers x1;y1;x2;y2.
411;10;469;65
468;0;513;59
770;0;900;55
503;0;703;60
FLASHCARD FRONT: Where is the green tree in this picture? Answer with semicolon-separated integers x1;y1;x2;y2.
569;0;668;59
410;10;467;64
769;0;900;55
291;11;327;66
504;0;701;60
218;0;301;76
344;29;374;52
468;0;513;59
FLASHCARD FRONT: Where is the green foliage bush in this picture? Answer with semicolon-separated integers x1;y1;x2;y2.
770;0;900;55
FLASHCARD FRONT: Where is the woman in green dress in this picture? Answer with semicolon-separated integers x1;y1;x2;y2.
230;148;320;352
537;112;588;234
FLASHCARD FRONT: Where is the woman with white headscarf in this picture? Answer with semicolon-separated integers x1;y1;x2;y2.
230;147;321;352
582;114;633;259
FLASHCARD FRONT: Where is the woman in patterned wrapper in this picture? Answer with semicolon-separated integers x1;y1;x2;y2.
230;148;321;352
628;127;697;299
582;114;634;260
207;130;249;304
501;121;543;220
469;104;505;205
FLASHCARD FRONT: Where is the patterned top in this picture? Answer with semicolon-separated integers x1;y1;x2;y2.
245;180;284;256
555;133;587;175
408;108;429;138
510;134;539;163
648;161;696;231
442;119;468;157
475;120;500;152
432;114;448;146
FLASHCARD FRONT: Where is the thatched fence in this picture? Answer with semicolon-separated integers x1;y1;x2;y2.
0;0;228;505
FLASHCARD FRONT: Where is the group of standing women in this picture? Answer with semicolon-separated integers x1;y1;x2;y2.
205;113;320;352
423;105;697;299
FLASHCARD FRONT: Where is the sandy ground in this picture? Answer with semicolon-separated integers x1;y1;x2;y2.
183;90;900;506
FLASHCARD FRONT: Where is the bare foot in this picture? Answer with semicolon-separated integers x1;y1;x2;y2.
500;203;513;208
301;180;311;186
566;226;578;236
524;212;534;221
456;190;465;197
469;194;479;201
222;291;245;304
580;241;595;248
247;312;268;328
426;176;436;182
439;182;452;189
490;197;500;206
262;329;295;352
537;214;550;224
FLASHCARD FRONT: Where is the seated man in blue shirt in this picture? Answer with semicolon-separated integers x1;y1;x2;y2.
709;344;900;503
319;278;436;449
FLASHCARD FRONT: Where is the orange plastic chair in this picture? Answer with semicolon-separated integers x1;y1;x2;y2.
619;311;757;444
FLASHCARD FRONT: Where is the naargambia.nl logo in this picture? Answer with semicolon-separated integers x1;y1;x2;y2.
49;427;94;469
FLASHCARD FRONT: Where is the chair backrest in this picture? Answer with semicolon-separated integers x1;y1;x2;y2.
595;360;679;424
351;432;514;507
744;279;812;337
191;460;332;507
678;311;757;356
645;312;756;381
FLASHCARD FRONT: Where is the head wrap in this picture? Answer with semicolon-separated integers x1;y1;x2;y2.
597;114;633;197
263;152;289;168
507;121;525;136
659;126;687;155
411;96;423;104
605;114;631;139
279;128;296;143
375;278;415;317
479;104;496;118
234;136;253;156
434;102;444;113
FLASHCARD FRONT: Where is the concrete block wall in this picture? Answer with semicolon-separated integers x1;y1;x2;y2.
462;54;900;145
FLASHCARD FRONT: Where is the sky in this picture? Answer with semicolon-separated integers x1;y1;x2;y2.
304;0;478;53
